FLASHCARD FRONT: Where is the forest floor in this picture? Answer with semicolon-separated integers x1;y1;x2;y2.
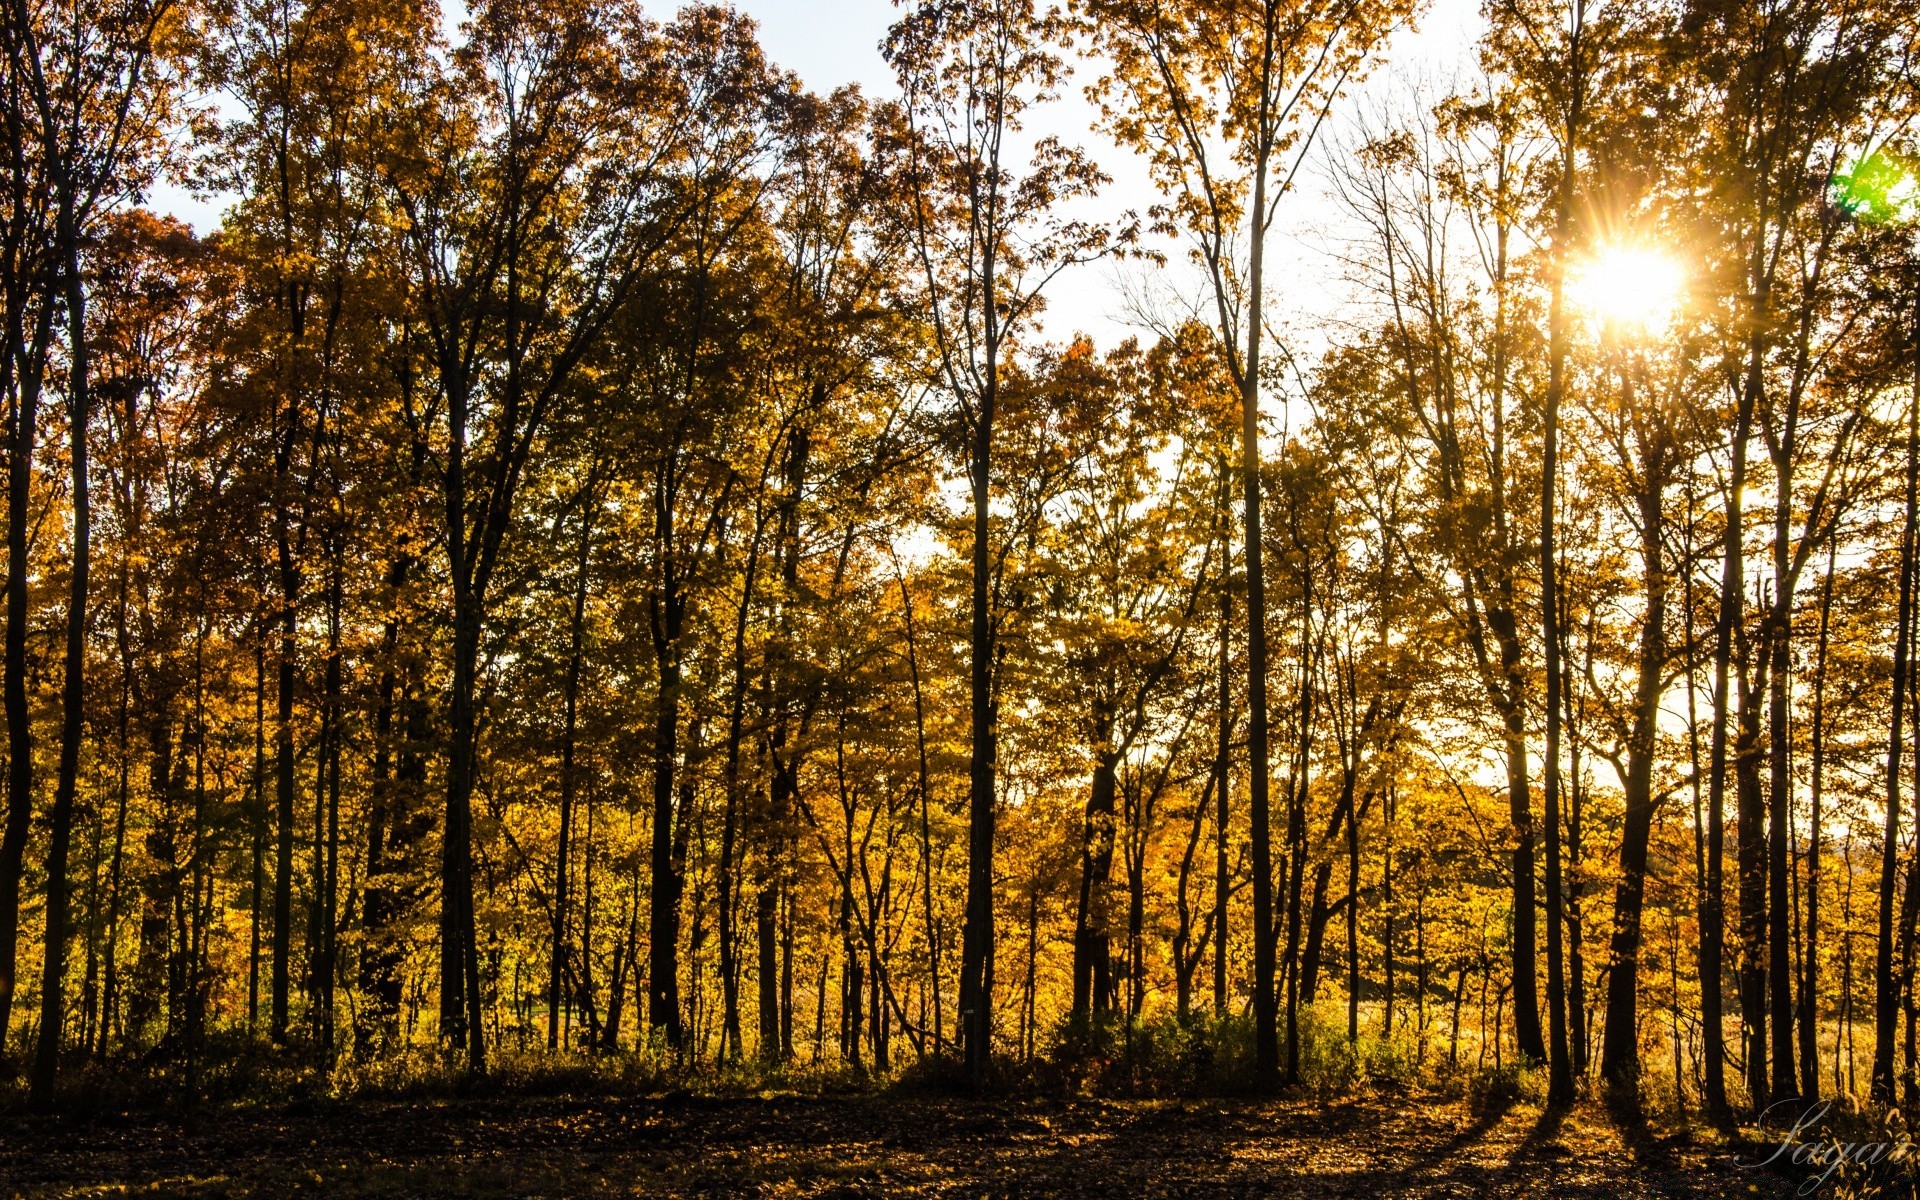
1;1087;1801;1199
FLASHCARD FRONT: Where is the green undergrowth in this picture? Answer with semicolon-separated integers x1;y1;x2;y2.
0;1006;1561;1119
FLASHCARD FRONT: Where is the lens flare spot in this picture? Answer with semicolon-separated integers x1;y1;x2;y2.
1831;150;1919;226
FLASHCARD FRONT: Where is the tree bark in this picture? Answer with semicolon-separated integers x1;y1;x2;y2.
549;495;595;1051
959;341;999;1087
647;558;687;1049
0;274;48;1061
1240;1;1279;1086
30;213;91;1106
1737;655;1769;1110
1801;531;1834;1103
1071;721;1119;1023
1600;400;1669;1096
1703;366;1755;1120
1874;290;1920;1104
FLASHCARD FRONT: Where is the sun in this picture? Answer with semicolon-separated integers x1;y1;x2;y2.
1567;246;1685;333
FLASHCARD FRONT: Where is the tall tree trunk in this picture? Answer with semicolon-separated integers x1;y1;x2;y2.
1281;553;1312;1083
1300;861;1332;1005
550;500;594;1051
898;567;941;1053
270;525;298;1045
30;219;90;1107
1383;783;1395;1039
1534;0;1584;1084
248;639;264;1036
717;493;765;1064
758;749;787;1061
959;355;999;1088
1567;613;1592;1075
442;374;485;1070
0;290;46;1060
316;543;343;1055
647;565;686;1049
359;592;401;1052
1174;762;1216;1019
1767;447;1799;1106
1703;368;1755;1121
1215;579;1232;1019
1541;360;1572;1103
758;428;808;1063
1737;656;1768;1110
1599;414;1668;1096
1240;4;1279;1087
1072;719;1119;1023
1348;787;1362;1043
1801;530;1836;1102
1874;297;1920;1104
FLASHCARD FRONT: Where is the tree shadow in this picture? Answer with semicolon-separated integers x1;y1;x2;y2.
1433;1087;1518;1163
1598;1081;1684;1172
2;1089;1782;1199
1519;1099;1569;1160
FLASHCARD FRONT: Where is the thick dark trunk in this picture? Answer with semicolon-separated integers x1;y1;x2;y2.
1242;143;1277;1096
1874;327;1919;1104
1127;829;1147;1020
1768;482;1798;1104
1526;9;1584;1077
1072;739;1119;1022
647;575;686;1048
668;721;697;1047
550;510;592;1051
1282;775;1307;1082
360;618;401;1052
1498;688;1544;1064
1540;254;1572;1103
311;551;343;1055
0;301;43;1059
1567;736;1589;1074
442;595;484;1068
717;501;761;1063
1301;861;1332;1004
270;535;297;1045
1347;788;1362;1043
247;642;264;1036
1214;586;1231;1018
960;397;998;1087
30;230;89;1107
1737;668;1768;1110
1801;526;1838;1101
1281;564;1312;1083
1383;785;1396;1038
438;357;487;1072
1599;436;1667;1095
1703;382;1754;1120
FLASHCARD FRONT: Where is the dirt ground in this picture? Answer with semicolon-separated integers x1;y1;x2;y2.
0;1089;1800;1198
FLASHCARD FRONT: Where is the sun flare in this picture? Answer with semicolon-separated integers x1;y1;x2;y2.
1568;246;1686;333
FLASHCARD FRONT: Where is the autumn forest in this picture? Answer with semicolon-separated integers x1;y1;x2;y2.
2;0;1920;1188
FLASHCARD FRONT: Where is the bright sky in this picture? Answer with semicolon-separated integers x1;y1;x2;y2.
156;0;1489;354
731;0;1486;351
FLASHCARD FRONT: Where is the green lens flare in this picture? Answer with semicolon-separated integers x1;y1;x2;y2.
1831;149;1919;225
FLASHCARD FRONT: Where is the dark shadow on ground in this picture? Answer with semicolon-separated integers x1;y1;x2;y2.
1602;1085;1684;1172
0;1089;1797;1199
1520;1098;1569;1159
